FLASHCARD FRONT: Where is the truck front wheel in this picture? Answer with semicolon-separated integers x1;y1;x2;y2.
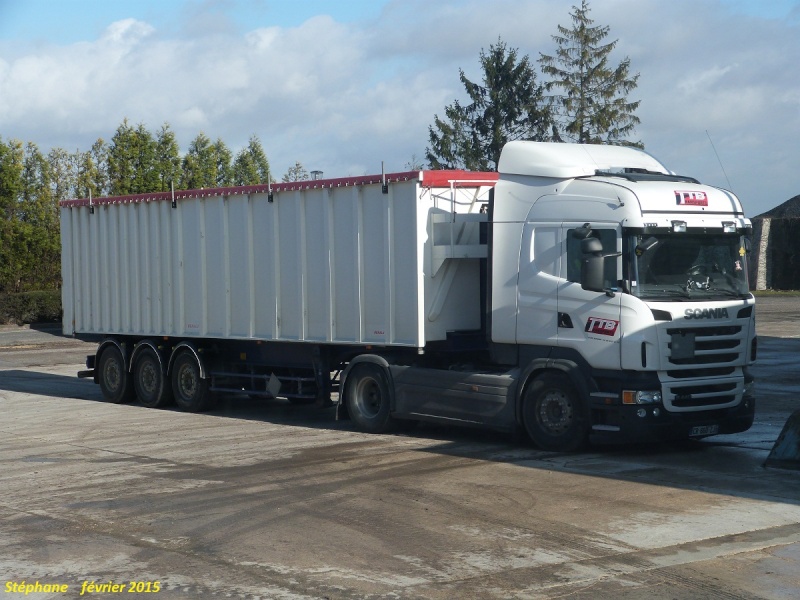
345;363;396;433
134;347;173;408
98;345;135;404
171;351;214;412
522;372;589;452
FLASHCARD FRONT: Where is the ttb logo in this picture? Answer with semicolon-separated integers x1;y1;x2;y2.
585;317;619;336
675;190;708;206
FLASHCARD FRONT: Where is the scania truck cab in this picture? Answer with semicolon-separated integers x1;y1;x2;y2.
487;141;755;449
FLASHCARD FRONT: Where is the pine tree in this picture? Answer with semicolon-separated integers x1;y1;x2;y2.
232;151;258;187
213;138;233;188
89;139;109;197
75;150;98;200
108;119;159;195
539;0;641;146
426;38;552;171
180;132;216;189
232;136;272;186
14;143;60;290
132;123;158;193
107;119;136;195
155;124;181;192
47;147;77;203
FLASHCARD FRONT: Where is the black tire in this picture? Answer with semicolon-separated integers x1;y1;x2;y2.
522;372;589;452
344;363;396;433
97;345;135;404
171;351;214;412
133;347;173;408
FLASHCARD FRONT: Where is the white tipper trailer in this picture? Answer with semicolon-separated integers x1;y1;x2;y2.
61;141;756;451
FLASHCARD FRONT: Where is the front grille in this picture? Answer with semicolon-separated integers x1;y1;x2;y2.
666;326;741;336
664;377;742;411
659;319;748;412
669;382;737;408
669;352;740;365
665;325;743;368
667;367;736;379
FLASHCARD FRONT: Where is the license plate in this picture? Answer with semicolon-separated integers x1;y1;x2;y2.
690;424;719;436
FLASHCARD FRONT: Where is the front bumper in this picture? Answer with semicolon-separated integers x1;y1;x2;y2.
590;396;755;443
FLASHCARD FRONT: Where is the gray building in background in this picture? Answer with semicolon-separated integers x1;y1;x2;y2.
749;195;800;290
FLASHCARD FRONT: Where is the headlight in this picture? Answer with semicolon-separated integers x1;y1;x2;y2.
743;380;755;398
623;390;662;405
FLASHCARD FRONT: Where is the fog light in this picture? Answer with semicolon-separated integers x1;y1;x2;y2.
652;408;661;417
722;221;737;233
672;220;687;233
636;408;647;418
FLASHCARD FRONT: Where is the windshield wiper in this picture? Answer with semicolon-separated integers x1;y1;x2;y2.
640;287;692;300
703;287;750;299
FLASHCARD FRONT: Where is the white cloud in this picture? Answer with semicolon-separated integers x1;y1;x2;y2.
99;18;155;45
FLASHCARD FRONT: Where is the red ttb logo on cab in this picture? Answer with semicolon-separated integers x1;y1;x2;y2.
585;317;619;336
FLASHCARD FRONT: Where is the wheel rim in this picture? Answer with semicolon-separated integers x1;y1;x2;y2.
537;389;574;435
103;357;121;393
353;377;381;418
140;359;157;395
178;363;198;399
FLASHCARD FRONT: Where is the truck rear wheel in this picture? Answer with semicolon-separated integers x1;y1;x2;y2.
522;372;589;452
98;345;135;404
171;351;214;412
345;363;396;433
133;347;173;408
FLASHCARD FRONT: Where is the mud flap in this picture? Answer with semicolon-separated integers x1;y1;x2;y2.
764;410;800;470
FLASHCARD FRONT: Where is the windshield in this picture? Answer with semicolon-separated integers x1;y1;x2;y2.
631;233;750;301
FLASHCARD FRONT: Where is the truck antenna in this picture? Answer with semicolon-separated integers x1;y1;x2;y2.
706;130;733;191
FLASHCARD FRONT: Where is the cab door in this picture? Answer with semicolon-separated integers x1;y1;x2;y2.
556;222;622;370
515;222;561;346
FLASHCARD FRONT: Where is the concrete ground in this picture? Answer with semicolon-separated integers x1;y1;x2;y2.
0;297;799;599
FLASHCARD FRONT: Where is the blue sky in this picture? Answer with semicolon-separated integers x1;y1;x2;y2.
1;0;799;216
2;0;796;44
0;0;386;44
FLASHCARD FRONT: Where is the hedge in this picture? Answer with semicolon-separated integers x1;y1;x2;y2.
0;290;62;325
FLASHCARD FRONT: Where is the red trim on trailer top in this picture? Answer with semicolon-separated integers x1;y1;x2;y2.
59;170;498;207
419;170;498;188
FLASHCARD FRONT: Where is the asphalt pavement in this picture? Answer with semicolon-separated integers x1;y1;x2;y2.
0;297;799;599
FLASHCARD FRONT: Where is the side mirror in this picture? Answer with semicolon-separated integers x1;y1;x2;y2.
581;254;607;292
580;236;621;295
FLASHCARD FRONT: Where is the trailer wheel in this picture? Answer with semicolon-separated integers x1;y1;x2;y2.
133;347;173;408
98;345;135;404
171;351;213;412
522;372;589;452
345;363;396;433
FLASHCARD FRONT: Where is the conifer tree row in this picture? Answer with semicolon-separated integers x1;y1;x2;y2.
0;123;276;293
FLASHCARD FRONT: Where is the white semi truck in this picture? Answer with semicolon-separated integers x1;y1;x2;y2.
61;141;756;451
